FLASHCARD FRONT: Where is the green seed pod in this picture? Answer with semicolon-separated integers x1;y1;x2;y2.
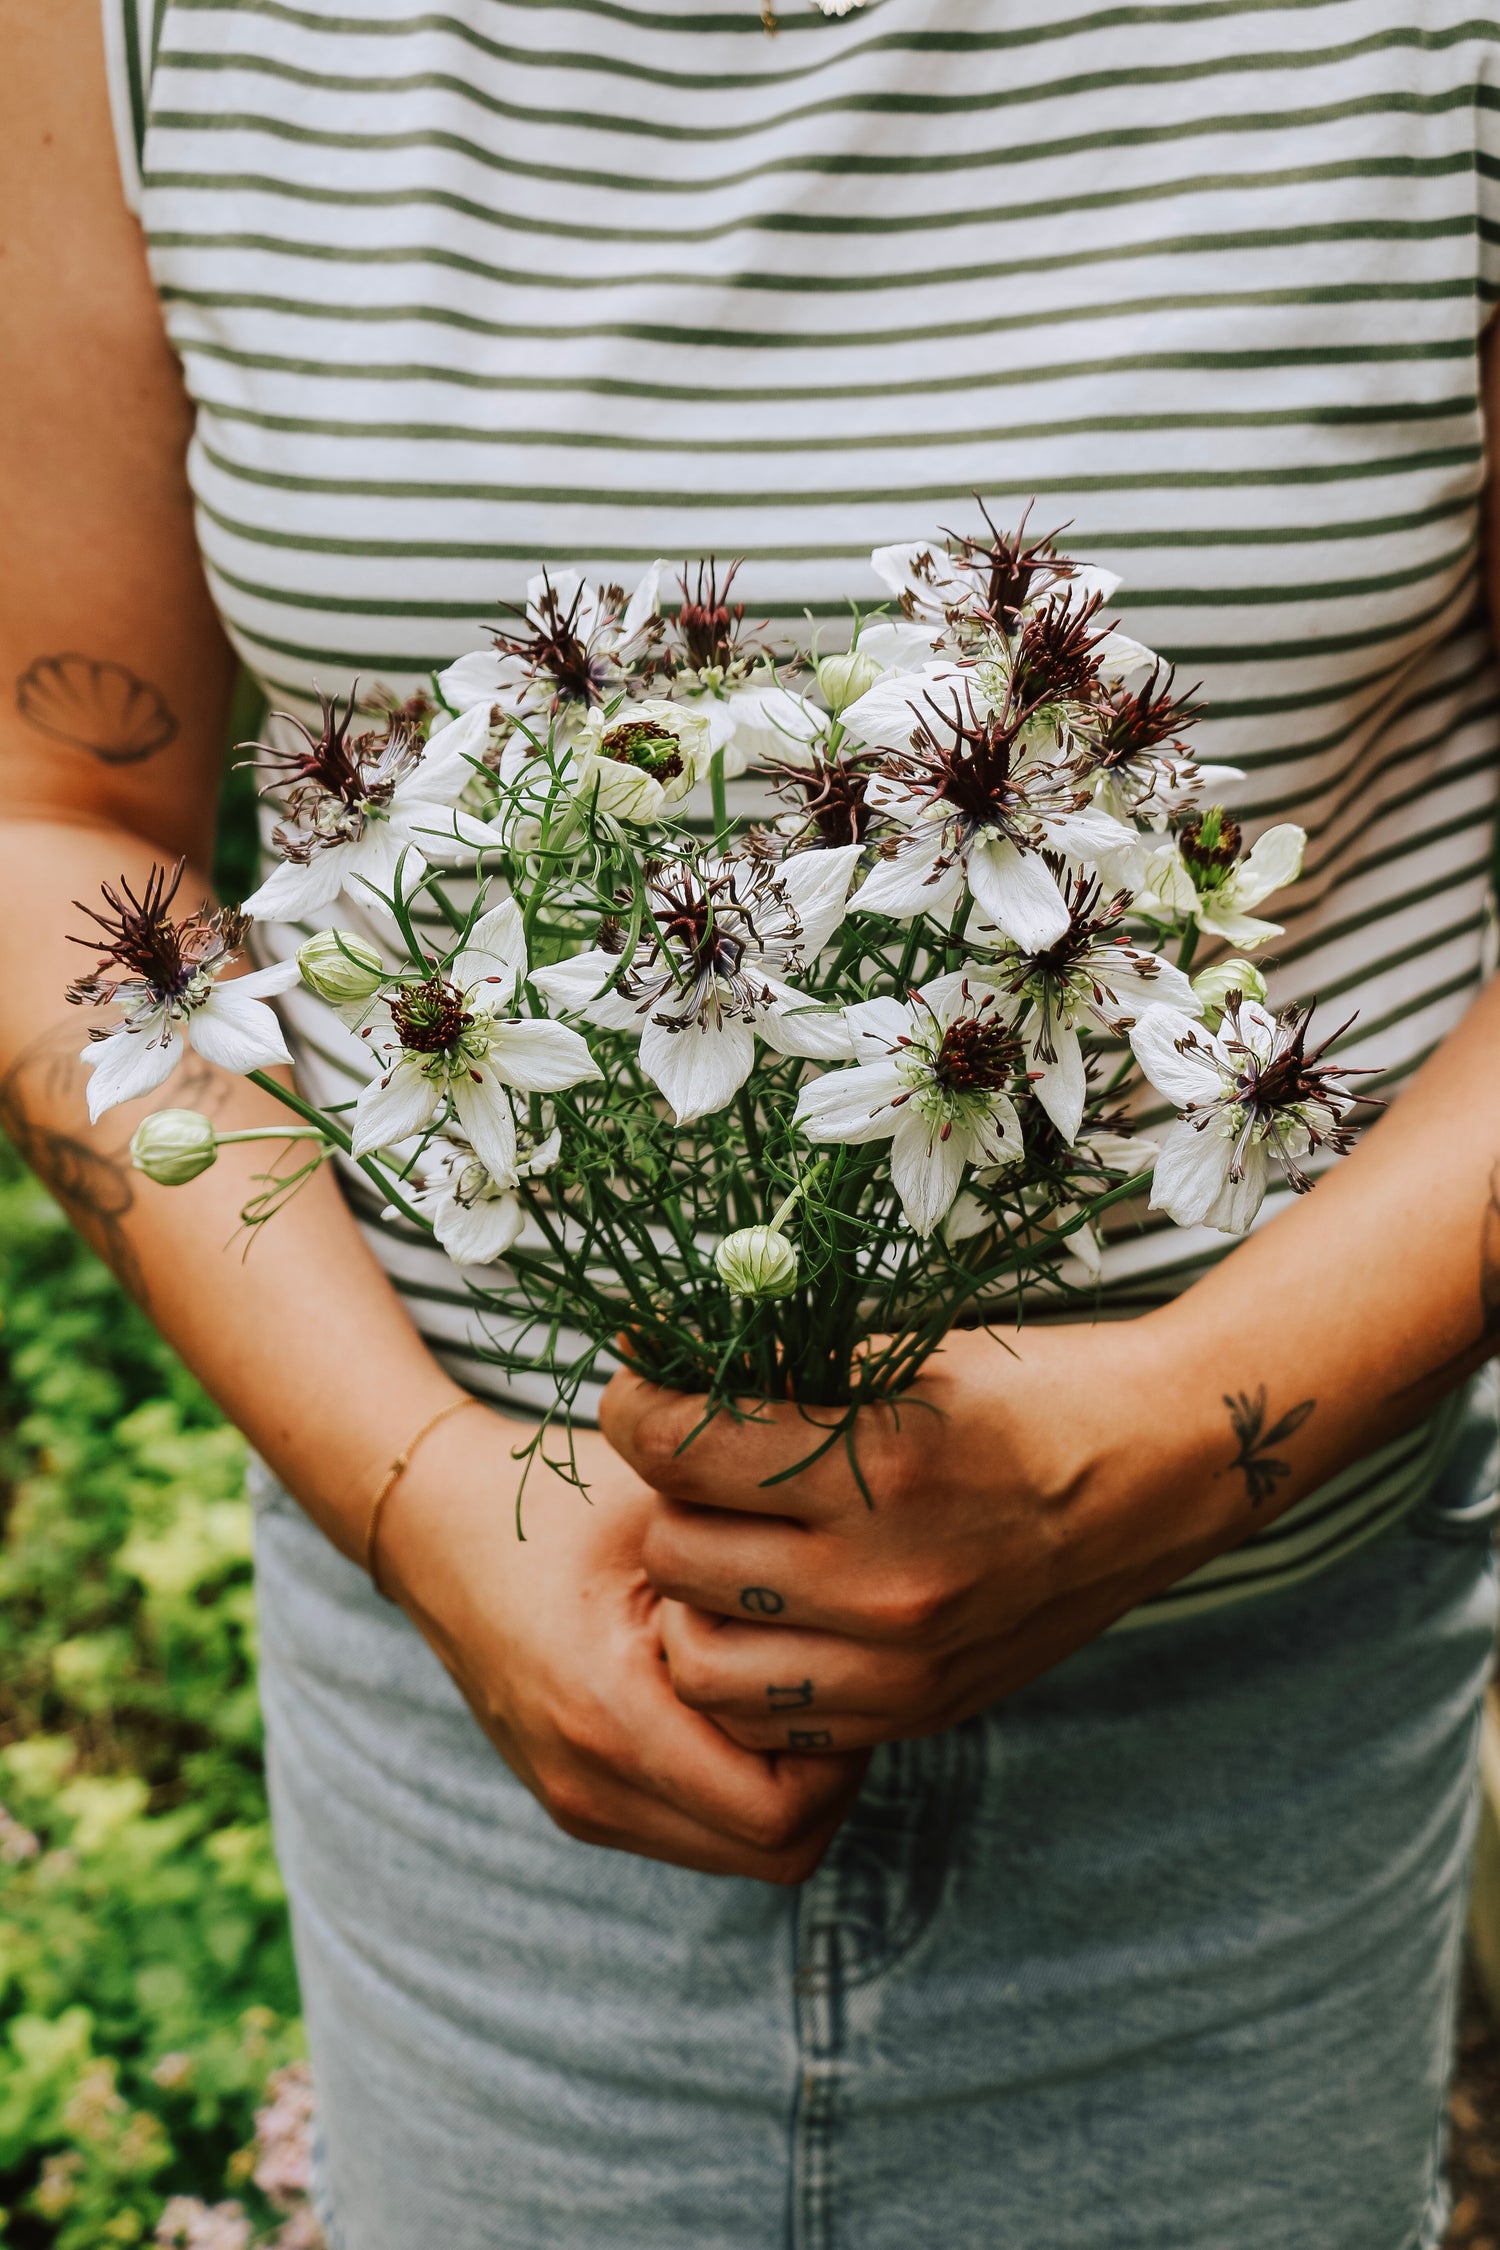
297;929;386;1005
1191;958;1269;1029
816;648;884;714
130;1109;219;1186
714;1224;800;1300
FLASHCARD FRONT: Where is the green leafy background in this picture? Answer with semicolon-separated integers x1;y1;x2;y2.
0;692;303;2245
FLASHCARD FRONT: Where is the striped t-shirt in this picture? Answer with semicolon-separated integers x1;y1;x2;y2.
102;0;1500;1617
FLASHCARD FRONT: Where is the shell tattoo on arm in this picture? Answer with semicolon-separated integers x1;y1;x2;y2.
16;655;178;764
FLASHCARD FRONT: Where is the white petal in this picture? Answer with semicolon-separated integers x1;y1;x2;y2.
889;1108;967;1237
840;663;972;751
843;995;914;1057
1093;630;1157;686
81;1023;184;1121
720;684;823;766
347;823;423;916
1029;1024;1087;1144
638;1014;756;1123
433;1188;524;1266
1196;903;1284;948
1041;806;1136;867
1130;1007;1224;1106
793;1058;906;1144
350;1059;440;1157
232;959;303;999
453;899;528;994
531;948;618;1016
1092;952;1199;1021
1147;1119;1236;1229
436;649;521;714
967;1094;1024;1169
239;848;350;923
965;838;1070;950
1066;563;1122;607
621;559;667;642
450;1071;518;1182
943;1190;991;1245
407;706;491;798
774;842;863;954
759;985;857;1061
487;1015;601;1092
1200;1140;1272;1234
855;618;943;673
186;987;293;1075
1229;823;1305;910
851;828;965;921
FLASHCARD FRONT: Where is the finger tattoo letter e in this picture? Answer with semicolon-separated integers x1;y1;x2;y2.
767;1680;814;1709
740;1586;785;1616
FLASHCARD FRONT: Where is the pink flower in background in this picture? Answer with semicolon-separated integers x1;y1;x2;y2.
154;2200;253;2250
253;2062;317;2213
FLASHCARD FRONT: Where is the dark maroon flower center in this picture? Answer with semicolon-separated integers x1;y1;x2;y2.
930;1014;1018;1093
392;976;472;1055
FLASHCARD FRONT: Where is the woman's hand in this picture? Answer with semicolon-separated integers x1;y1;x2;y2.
375;1405;868;1876
599;1320;1250;1752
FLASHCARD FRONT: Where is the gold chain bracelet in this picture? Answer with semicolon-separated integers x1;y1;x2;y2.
364;1395;487;1600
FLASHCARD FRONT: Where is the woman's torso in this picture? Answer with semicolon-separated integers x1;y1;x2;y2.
104;0;1500;1611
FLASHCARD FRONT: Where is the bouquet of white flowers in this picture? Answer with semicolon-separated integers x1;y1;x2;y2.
70;509;1371;1482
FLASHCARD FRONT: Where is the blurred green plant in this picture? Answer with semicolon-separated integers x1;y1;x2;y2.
0;684;307;2246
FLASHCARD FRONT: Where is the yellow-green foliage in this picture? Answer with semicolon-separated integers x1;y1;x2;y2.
0;1142;302;2246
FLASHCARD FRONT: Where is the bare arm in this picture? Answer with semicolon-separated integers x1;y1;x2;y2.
0;0;859;1875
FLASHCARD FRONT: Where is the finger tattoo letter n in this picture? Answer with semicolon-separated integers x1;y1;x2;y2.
788;1729;833;1750
767;1680;814;1709
740;1586;785;1616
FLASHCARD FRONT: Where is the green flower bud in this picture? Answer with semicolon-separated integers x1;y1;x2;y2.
1192;958;1268;1028
130;1109;219;1186
297;930;386;1005
816;648;884;714
714;1225;800;1300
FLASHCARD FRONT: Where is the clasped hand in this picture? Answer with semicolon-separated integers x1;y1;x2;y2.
601;1322;1224;1754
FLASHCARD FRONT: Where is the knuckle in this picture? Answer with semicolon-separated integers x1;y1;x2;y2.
632;1409;693;1491
868;1572;951;1641
539;1770;604;1839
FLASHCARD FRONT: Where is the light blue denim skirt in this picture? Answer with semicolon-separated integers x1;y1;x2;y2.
251;1404;1498;2250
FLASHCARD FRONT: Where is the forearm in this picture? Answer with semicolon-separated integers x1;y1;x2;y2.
0;813;468;1560
1138;974;1500;1539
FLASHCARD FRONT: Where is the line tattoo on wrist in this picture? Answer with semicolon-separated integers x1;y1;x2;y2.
16;654;178;764
1222;1385;1316;1507
740;1586;785;1616
767;1679;814;1709
787;1728;833;1750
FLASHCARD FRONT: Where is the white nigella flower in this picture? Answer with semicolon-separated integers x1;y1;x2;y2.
1130;996;1366;1234
400;1119;561;1267
531;845;861;1124
870;522;1121;641
842;673;1130;949
240;694;496;924
437;564;666;738
683;673;826;778
943;1118;1154;1272
349;901;599;1181
497;698;713;833
1133;812;1306;947
1077;668;1244;825
794;972;1025;1237
68;863;299;1123
975;873;1200;1144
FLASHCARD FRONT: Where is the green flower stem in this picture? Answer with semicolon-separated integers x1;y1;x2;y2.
709;748;730;856
1175;920;1201;977
243;1070;435;1234
213;1124;327;1146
